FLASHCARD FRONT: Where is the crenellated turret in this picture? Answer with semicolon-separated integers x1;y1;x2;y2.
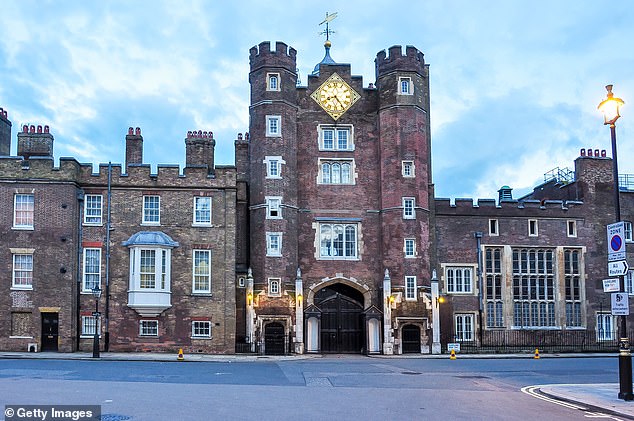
375;45;426;78
249;41;297;73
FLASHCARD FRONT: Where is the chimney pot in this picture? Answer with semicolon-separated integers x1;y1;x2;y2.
44;125;49;133
588;149;593;157
30;125;35;133
594;149;599;157
23;125;28;133
37;125;42;133
238;133;243;140
128;127;134;135
601;150;606;157
245;132;250;140
135;127;141;136
580;148;586;156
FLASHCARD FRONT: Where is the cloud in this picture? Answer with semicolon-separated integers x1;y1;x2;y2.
1;0;633;198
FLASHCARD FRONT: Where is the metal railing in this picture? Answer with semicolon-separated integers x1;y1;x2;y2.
544;167;575;185
620;174;634;191
443;330;634;354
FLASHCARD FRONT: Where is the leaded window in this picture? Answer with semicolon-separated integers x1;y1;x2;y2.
512;248;555;328
565;249;582;327
485;247;503;328
446;267;473;293
319;223;358;259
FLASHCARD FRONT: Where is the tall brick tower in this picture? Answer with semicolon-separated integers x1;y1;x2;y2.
246;42;300;350
243;39;433;356
375;46;432;353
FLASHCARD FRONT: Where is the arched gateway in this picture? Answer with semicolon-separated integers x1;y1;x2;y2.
314;283;364;353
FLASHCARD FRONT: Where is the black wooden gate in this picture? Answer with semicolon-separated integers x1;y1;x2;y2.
264;322;285;355
401;324;421;353
316;285;363;353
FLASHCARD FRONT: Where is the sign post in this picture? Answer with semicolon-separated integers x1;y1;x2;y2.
612;293;630;316
607;222;626;262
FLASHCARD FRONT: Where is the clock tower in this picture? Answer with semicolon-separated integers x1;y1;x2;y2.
241;35;432;355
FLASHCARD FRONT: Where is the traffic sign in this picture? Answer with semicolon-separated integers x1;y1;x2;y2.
603;278;621;292
608;260;629;277
607;222;626;261
612;292;630;316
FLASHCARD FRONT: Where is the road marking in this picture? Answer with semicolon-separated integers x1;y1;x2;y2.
521;385;628;421
521;385;587;410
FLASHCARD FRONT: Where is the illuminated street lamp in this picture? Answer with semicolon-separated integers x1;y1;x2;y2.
598;84;632;401
91;286;102;358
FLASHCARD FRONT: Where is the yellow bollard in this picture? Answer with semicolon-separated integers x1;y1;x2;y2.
450;349;456;360
534;348;540;359
177;348;185;361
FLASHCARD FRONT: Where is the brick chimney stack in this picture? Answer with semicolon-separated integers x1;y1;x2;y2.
125;127;143;171
0;107;11;156
185;130;215;174
17;124;54;159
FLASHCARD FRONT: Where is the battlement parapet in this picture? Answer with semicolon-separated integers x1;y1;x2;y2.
0;156;236;188
0;156;80;181
375;45;426;78
477;199;496;207
250;41;297;73
435;197;584;215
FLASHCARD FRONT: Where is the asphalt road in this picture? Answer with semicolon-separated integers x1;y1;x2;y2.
0;355;622;421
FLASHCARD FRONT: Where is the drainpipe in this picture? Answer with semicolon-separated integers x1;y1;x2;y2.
76;189;85;350
475;232;484;345
104;162;112;351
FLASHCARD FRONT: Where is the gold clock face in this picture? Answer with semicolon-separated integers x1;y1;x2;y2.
311;73;360;120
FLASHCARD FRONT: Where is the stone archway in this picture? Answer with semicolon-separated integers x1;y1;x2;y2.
314;283;364;353
306;275;371;309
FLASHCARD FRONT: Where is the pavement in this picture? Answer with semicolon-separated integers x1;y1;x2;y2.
2;351;634;419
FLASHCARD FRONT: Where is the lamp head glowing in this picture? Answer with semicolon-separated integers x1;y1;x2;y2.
598;84;624;126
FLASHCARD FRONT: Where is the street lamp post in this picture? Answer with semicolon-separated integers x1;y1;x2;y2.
598;84;632;401
91;286;102;358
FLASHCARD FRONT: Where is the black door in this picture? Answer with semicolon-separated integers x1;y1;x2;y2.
41;313;59;352
402;324;421;353
264;322;285;355
316;284;363;353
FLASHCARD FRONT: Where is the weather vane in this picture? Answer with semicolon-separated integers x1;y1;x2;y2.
318;12;337;42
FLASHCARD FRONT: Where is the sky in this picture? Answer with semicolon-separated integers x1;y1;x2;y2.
1;1;633;200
